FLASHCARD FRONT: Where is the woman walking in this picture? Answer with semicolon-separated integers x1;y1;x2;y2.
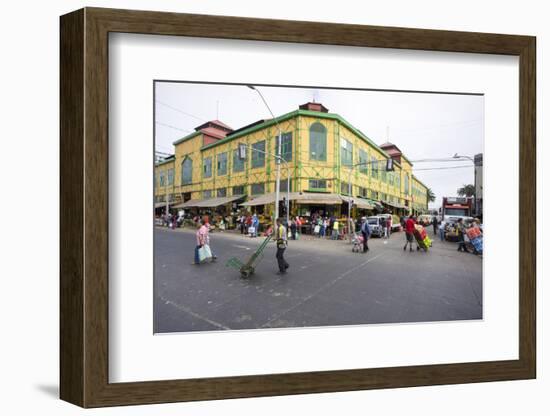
193;220;208;265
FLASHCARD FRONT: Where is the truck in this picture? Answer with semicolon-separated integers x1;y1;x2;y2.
441;197;473;223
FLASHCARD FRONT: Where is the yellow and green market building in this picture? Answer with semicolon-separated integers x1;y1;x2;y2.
155;102;429;221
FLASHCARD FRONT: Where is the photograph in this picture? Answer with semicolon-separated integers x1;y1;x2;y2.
153;81;484;333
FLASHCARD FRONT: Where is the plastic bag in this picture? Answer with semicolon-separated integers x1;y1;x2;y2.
198;245;212;262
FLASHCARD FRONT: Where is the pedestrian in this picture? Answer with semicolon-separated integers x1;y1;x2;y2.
192;220;208;265
320;217;327;238
387;215;392;238
252;213;259;237
456;218;468;252
403;214;417;251
290;218;297;240
379;216;387;239
432;215;438;235
295;216;302;239
274;217;289;275
360;217;371;253
246;214;253;236
439;220;446;241
331;218;340;240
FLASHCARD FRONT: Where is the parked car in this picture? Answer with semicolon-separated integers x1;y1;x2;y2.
366;216;385;237
417;214;433;226
378;213;402;232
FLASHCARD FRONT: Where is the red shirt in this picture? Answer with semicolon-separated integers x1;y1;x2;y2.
405;218;416;233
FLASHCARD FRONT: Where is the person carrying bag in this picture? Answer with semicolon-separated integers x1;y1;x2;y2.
274;218;289;275
193;220;213;264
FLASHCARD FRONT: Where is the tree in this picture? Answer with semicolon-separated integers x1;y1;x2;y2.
457;184;475;197
427;188;436;203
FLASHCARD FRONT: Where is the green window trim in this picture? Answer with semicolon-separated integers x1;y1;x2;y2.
308;179;327;190
203;157;212;178
358;149;369;174
340;137;353;167
309;122;327;161
217;152;228;176
275;132;293;162
232;185;246;195
251;141;266;169
371;156;378;178
167;168;174;186
232;148;245;173
251;183;265;195
181;157;193;185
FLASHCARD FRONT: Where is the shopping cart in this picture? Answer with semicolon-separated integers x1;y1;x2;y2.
226;234;273;278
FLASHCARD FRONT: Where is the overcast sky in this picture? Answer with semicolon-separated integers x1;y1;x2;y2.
154;82;483;208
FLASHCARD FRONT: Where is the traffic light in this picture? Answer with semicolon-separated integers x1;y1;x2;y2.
279;197;287;216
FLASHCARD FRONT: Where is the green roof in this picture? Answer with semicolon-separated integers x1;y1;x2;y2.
200;110;300;150
172;130;201;146
400;153;413;166
155;158;175;167
200;109;391;159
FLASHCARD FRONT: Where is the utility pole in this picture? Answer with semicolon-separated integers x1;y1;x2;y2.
238;143;290;227
247;85;284;225
452;153;475;214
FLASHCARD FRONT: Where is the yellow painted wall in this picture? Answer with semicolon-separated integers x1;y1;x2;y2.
155;111;429;212
154;160;176;202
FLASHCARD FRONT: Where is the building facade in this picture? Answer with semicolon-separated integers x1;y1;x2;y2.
155;102;429;217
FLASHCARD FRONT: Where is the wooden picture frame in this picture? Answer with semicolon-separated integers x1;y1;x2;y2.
60;7;536;408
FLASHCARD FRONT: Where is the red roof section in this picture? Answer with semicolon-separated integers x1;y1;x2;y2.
299;102;329;113
195;120;233;132
210;119;233;130
200;127;228;140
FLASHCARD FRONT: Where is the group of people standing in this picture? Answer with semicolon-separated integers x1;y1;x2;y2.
310;215;341;239
236;213;260;237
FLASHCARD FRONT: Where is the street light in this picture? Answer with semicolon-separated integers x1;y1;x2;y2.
238;143;291;229
452;153;476;215
247;85;284;226
452;153;474;163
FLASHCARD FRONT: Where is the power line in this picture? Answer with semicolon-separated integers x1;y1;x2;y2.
412;165;472;171
388;117;483;137
155;100;207;122
155;121;193;133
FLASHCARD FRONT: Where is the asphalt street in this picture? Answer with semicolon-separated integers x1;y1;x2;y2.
154;227;482;333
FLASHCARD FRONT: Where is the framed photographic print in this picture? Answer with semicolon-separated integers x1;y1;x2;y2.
60;7;536;408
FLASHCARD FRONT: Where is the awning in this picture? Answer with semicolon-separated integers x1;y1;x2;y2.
155;201;173;209
339;195;376;210
172;199;201;208
383;200;406;209
240;193;276;206
173;194;246;209
196;194;245;208
294;193;343;205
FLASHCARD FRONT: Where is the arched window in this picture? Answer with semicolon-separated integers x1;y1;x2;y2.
309;122;327;161
181;157;192;185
